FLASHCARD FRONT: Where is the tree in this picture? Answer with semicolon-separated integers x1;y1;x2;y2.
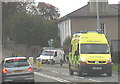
2;2;60;47
2;2;31;21
2;2;35;39
9;12;45;46
6;12;59;47
37;2;60;20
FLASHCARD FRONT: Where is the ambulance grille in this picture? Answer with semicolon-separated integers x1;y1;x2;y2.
88;61;95;63
99;61;106;63
88;61;106;64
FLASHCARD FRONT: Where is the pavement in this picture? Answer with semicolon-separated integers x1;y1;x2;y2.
52;62;69;68
33;61;69;69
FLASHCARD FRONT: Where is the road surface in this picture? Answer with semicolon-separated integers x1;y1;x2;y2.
0;48;119;84
34;64;119;83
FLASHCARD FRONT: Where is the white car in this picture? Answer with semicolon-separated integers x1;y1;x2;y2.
37;49;64;64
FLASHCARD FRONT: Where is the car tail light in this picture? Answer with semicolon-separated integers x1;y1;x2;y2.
12;59;20;61
2;69;8;73
28;67;33;71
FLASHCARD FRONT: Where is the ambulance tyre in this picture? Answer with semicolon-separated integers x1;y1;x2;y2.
69;63;74;75
106;70;112;76
77;65;82;76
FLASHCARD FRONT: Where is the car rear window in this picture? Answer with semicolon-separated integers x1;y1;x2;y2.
4;59;29;68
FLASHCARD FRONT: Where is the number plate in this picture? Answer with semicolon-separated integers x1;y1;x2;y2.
92;67;102;70
14;70;23;73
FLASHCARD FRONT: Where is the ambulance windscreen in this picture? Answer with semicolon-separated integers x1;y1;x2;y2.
81;44;110;54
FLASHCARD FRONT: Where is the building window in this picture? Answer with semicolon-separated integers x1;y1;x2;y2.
100;23;106;35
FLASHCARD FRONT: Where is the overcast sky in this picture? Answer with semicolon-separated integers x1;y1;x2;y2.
35;0;120;17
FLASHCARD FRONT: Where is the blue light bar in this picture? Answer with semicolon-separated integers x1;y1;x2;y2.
74;30;104;34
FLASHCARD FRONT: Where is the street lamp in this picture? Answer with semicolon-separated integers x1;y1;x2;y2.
96;0;100;30
48;39;53;64
48;39;53;47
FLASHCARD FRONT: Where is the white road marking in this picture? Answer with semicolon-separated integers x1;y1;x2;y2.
40;69;102;82
61;73;69;76
34;72;70;82
74;76;79;78
46;70;69;76
89;79;102;82
52;71;59;74
79;77;84;79
96;80;102;82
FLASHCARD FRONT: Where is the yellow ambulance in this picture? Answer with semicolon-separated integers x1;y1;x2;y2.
69;31;112;76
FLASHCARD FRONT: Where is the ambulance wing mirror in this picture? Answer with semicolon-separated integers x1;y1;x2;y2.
69;45;72;52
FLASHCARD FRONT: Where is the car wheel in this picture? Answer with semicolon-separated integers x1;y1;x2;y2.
60;60;63;66
46;61;50;64
51;60;55;65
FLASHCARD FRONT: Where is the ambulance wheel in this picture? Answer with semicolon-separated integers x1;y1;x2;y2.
106;70;112;76
77;66;82;76
69;63;74;75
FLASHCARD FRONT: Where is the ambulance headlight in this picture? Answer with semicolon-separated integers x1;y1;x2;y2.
107;58;112;64
80;57;87;63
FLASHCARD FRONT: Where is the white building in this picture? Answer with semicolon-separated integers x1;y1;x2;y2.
58;19;71;46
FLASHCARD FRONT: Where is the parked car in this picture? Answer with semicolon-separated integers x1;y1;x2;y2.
37;49;64;65
2;56;34;83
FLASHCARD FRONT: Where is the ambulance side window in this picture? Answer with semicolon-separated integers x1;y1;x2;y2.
75;44;79;56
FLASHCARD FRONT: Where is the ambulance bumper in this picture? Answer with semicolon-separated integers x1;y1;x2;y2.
80;63;112;73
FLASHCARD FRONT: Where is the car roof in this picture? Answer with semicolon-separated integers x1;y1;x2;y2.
4;57;27;61
44;49;57;52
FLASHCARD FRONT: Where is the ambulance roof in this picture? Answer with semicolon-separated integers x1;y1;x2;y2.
72;31;108;44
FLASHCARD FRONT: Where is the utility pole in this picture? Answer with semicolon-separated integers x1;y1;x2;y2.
96;0;100;30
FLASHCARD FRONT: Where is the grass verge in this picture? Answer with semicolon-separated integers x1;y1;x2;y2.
112;63;120;72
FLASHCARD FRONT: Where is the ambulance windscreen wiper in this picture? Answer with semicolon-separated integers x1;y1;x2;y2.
81;52;97;54
81;52;109;54
98;52;110;54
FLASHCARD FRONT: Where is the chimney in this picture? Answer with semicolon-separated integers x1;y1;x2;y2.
89;0;108;13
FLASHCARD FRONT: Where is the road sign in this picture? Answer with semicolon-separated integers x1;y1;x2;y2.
48;39;53;46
